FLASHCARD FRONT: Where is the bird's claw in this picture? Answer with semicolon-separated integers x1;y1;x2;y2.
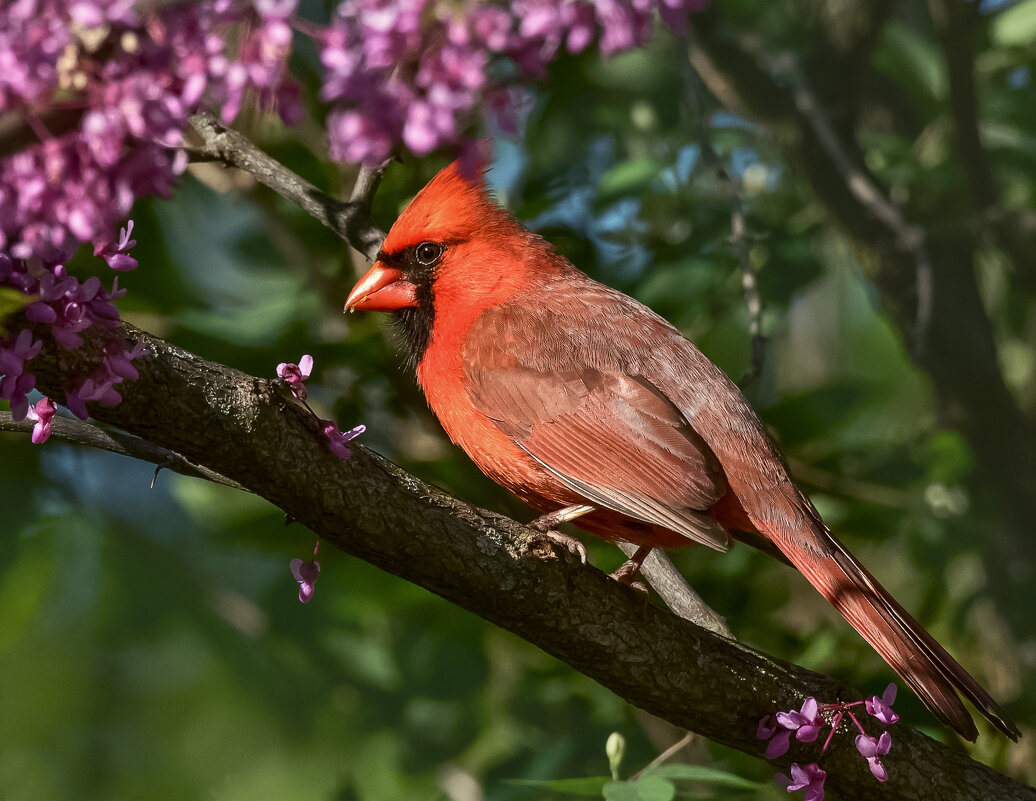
529;529;587;564
609;559;648;597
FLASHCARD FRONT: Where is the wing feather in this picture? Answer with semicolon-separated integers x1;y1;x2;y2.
463;293;733;550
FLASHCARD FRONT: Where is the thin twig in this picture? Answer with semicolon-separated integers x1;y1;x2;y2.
765;53;936;355
0;411;246;491
349;161;384;205
629;732;696;781
617;542;733;638
683;59;766;384
187;111;386;260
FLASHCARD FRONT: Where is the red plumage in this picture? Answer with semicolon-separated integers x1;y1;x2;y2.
346;160;1019;742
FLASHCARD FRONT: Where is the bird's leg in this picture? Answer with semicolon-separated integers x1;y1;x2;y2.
527;504;595;564
609;544;651;595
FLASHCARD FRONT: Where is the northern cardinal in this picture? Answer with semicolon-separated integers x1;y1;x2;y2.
345;160;1018;742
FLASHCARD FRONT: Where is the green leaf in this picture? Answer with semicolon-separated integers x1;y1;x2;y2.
596;158;661;201
875;21;945;104
991;0;1036;47
603;778;675;801
643;765;761;790
632;777;676;801
0;288;31;333
602;781;641;801
503;777;611;796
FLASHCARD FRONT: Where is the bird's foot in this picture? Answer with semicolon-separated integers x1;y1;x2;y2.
528;529;587;564
528;504;595;532
609;559;648;596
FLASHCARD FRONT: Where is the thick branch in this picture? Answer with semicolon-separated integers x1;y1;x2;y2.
19;321;1032;801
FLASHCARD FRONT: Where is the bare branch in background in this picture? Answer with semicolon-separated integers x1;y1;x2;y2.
686;7;1036;633
683;61;766;385
188;111;386;260
0;411;245;491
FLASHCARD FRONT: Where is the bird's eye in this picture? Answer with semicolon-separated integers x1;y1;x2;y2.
414;242;443;267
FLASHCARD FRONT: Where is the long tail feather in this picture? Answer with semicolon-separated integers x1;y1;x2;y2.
782;531;1019;741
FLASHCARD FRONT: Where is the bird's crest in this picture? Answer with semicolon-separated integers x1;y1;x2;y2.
381;158;509;255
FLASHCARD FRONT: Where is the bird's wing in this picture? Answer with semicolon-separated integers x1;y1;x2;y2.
462;292;732;551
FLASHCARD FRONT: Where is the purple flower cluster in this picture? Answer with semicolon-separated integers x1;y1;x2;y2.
1;0;300;259
0;248;143;423
1;1;298;429
757;684;900;801
319;0;707;165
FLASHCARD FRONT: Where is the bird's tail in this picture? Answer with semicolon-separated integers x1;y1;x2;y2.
783;531;1019;741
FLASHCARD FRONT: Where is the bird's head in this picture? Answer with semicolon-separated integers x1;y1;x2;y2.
345;159;558;361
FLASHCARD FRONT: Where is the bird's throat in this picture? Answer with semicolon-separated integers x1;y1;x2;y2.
393;297;435;368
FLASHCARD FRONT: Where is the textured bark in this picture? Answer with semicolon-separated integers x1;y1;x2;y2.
20;321;1034;801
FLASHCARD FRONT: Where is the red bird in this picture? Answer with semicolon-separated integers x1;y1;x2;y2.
345;160;1018;742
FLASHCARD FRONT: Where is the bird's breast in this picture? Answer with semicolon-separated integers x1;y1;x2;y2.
416;332;574;511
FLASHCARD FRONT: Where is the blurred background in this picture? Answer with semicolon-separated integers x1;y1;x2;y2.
1;0;1034;798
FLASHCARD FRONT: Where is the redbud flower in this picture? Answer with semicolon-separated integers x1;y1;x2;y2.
94;220;138;271
758;685;899;796
777;697;823;743
766;728;792;759
25;396;56;444
757;713;778;739
855;731;892;782
0;328;42;420
322;421;365;459
864;683;899;725
277;354;313;399
777;762;826;801
290;541;321;604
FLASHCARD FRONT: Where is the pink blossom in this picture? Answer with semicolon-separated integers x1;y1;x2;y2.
864;684;899;725
319;0;707;164
757;687;899;794
277;354;313;400
94;220;138;272
777;696;823;743
855;731;892;782
290;557;320;603
322;421;365;459
25;396;56;444
290;540;321;603
777;763;826;801
0;328;42;420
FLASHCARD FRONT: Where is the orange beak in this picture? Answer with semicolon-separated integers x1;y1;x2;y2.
344;262;418;312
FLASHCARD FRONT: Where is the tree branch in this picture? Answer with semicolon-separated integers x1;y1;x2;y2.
683;61;766;385
19;320;1032;801
0;411;245;490
187;111;385;261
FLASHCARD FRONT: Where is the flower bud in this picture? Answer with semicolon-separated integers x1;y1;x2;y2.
605;732;626;780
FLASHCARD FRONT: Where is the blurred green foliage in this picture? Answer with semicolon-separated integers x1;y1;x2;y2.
2;1;1034;798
